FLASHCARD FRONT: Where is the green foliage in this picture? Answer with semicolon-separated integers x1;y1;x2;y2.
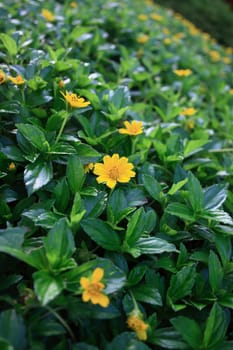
0;0;233;348
156;0;233;47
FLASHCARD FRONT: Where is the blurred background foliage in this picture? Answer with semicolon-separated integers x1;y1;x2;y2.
155;0;233;47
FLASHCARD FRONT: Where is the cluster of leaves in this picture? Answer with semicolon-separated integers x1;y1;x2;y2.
155;0;233;47
1;0;233;349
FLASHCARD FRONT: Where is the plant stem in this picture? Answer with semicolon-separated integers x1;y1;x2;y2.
45;305;76;342
55;105;69;144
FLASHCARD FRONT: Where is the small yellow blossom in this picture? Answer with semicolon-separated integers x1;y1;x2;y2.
0;70;6;84
8;162;16;171
173;32;185;40
137;34;149;44
119;120;143;136
226;47;233;55
223;57;231;65
229;89;233;95
138;14;148;21
164;38;171;45
181;108;197;116
70;1;78;8
8;75;25;85
145;0;153;5
127;313;149;341
93;154;136;189
174;69;192;77
80;268;109;308
58;80;65;88
84;163;94;174
61;91;90;108
186;120;195;130
162;28;170;35
209;50;220;62
150;13;163;21
41;9;55;22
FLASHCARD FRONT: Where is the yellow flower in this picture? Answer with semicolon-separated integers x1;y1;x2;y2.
138;14;148;21
84;163;94;174
8;162;16;171
41;9;55;22
70;1;78;8
80;268;110;308
93;154;136;189
229;89;233;95
119;120;143;136
0;70;6;84
164;38;171;45
61;91;90;108
223;57;231;65
186;119;195;130
162;28;170;35
137;34;149;44
209;50;220;62
8;75;25;85
58;80;65;88
127;313;149;341
181;108;197;116
150;13;163;21
174;69;192;77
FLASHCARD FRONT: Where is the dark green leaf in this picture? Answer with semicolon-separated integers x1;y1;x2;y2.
33;271;64;306
208;250;223;292
0;310;26;350
204;184;227;210
24;160;53;195
81;218;121;251
16;124;49;152
142;174;163;202
203;303;227;349
66;155;85;194
171;316;202;349
166;202;195;222
131;284;162;306
187;172;203;212
43;218;76;271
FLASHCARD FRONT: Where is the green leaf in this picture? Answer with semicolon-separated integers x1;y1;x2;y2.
127;265;147;286
54;178;70;212
0;310;27;350
168;178;188;195
129;237;177;258
184;139;209;158
203;303;227;349
171;316;202;349
204;184;227;210
107;333;151;350
107;188;134;225
150;327;188;349
33;271;64;306
0;33;17;56
24;160;53;195
124;207;146;246
131;284;162;306
43;218;76;271
208;250;223;292
188;172;203;212
75;143;100;163
166;202;195;222
16;124;49;152
81;218;121;251
66;155;85;194
167;264;196;304
142;174;163;202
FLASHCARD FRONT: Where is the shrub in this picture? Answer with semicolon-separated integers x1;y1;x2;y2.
155;0;233;47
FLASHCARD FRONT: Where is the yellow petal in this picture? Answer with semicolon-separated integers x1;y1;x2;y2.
80;277;89;289
92;267;104;283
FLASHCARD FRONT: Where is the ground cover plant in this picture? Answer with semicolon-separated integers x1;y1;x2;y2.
1;0;233;349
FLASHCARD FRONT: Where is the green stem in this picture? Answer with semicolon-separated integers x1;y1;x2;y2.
209;148;233;153
55;105;70;144
131;137;137;154
45;305;76;342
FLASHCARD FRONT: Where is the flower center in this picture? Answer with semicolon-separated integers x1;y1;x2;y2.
87;282;103;296
71;94;78;102
108;166;119;180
